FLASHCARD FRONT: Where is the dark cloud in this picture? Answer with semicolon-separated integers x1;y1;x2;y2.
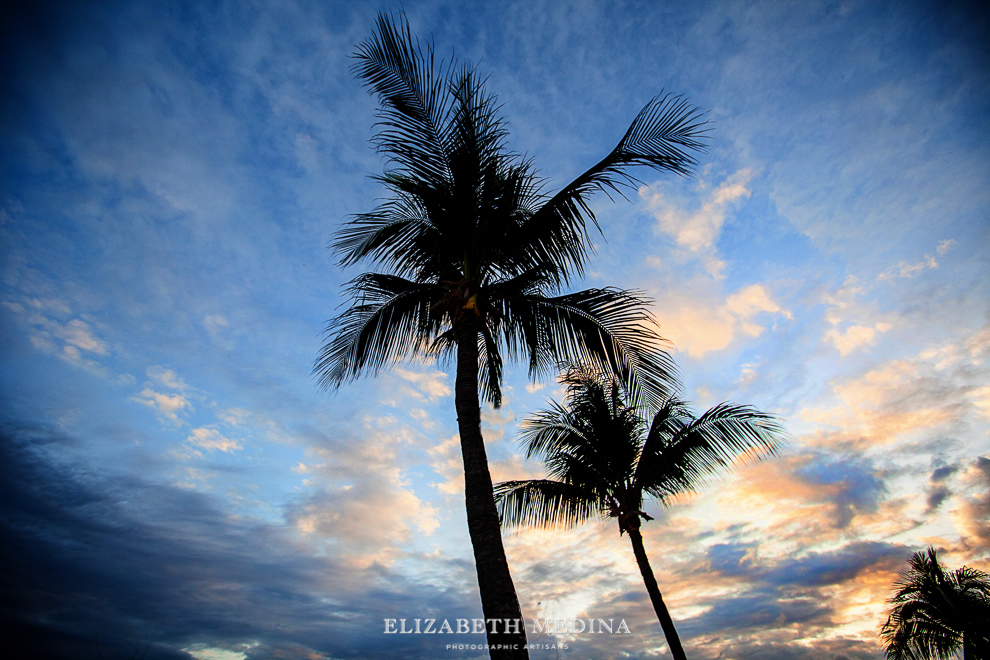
974;456;990;484
707;542;757;576
925;462;959;512
796;455;886;528
0;423;488;660
763;542;905;588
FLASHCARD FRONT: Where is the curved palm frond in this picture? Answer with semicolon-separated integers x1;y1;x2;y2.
637;403;785;501
499;288;678;411
478;323;504;407
315;273;444;389
351;10;454;188
520;95;709;260
334;193;446;275
495;479;602;530
517;399;587;459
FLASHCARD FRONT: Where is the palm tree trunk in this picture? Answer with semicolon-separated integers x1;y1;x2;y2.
626;525;687;660
454;317;529;660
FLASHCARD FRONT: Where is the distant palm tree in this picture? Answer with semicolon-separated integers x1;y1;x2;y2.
315;11;708;659
494;367;785;660
880;546;990;660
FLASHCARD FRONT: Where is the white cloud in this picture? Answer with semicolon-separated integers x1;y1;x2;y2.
391;367;452;401
970;385;990;421
58;319;108;354
147;365;189;391
878;254;938;282
936;239;957;255
132;388;192;425
640;168;753;277
878;241;956;283
820;275;894;355
218;407;251;426
4;298;112;374
186;427;243;453
203;314;229;336
291;478;439;567
657;283;790;358
825;322;893;356
428;435;464;496
801;329;990;451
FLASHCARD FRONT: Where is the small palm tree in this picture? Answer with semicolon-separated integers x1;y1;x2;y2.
316;11;707;659
880;546;990;660
494;367;785;660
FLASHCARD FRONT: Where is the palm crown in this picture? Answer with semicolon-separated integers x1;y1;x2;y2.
496;367;785;531
880;547;990;660
316;12;708;409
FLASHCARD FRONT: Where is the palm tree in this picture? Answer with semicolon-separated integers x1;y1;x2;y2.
880;546;990;660
315;11;707;659
494;367;785;660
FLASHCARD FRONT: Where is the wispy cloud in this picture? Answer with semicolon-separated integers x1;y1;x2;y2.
641;168;754;278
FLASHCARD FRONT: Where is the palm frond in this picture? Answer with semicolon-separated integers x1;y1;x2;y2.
517;400;586;460
499;287;678;410
494;479;601;530
519;95;709;266
478;323;504;407
351;10;454;187
314;274;444;389
334;193;447;276
639;403;785;501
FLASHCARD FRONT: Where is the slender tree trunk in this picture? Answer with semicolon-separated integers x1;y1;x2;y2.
963;629;971;660
454;317;529;660
626;525;687;660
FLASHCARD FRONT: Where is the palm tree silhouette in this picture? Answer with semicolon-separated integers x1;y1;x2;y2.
494;367;785;660
880;546;990;660
315;11;707;659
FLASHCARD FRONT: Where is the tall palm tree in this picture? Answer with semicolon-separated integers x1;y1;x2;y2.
880;546;990;660
315;11;707;659
494;367;785;660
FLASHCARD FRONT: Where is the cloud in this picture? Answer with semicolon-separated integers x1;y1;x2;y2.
147;365;190;391
936;239;957;255
0;423;480;660
289;478;439;567
970;385;990;420
878;256;938;281
656;283;790;358
875;239;957;282
58;318;109;355
204;314;230;336
186;427;242;453
4;298;112;373
820;275;895;354
802;326;990;451
132;388;192;425
428;435;464;496
640;169;753;278
825;322;893;355
949;456;990;555
925;463;959;513
388;367;452;402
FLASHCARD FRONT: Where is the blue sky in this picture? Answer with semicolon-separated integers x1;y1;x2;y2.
1;1;987;659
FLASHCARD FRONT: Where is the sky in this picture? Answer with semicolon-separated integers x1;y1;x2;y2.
0;1;987;659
